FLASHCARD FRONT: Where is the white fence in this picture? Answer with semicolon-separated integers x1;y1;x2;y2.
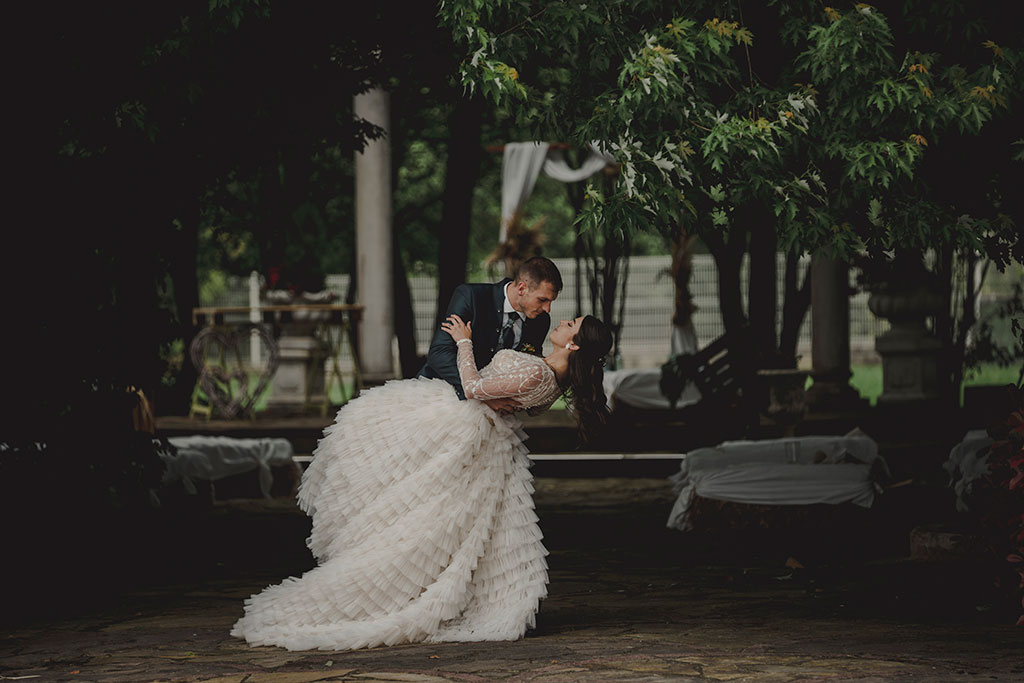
204;254;915;372
403;255;882;369
204;255;1023;373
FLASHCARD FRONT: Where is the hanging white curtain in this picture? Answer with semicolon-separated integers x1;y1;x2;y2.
499;142;550;243
671;320;698;357
499;141;616;243
541;142;617;183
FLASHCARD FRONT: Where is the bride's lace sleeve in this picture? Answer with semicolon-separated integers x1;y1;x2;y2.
456;339;544;400
526;391;560;417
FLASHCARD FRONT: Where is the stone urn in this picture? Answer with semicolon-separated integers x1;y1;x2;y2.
866;267;944;405
262;289;335;415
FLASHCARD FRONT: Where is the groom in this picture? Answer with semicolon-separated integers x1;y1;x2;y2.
419;256;562;413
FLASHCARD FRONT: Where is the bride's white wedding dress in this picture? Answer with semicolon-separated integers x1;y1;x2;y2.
231;341;562;651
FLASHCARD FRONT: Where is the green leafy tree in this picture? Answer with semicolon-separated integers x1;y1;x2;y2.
440;0;1023;390
440;0;823;362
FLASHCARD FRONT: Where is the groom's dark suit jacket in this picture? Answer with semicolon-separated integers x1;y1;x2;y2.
418;279;551;399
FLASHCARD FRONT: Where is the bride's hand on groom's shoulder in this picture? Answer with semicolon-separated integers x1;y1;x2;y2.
441;314;472;342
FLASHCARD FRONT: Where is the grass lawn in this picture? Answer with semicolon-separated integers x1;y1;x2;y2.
195;363;1018;415
850;364;882;405
849;362;1021;406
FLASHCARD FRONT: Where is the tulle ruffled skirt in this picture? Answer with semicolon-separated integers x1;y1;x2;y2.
230;377;548;651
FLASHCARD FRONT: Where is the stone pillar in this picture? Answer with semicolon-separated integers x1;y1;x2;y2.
354;87;394;384
806;255;865;411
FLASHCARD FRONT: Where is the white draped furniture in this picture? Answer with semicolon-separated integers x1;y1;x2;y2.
667;431;888;531
603;368;701;410
943;429;995;513
162;436;297;499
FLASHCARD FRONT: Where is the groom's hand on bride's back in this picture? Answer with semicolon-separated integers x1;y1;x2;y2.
484;397;520;415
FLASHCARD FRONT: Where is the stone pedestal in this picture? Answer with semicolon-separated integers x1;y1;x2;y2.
806;256;867;412
262;296;331;415
265;326;327;415
868;287;943;405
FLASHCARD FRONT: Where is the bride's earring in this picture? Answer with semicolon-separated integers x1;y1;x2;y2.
565;343;574;351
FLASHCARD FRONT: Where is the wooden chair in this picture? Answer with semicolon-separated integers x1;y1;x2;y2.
669;333;753;411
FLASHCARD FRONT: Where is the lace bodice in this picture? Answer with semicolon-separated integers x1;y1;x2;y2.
456;341;561;411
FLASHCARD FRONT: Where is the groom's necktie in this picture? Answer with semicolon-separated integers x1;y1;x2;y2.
500;312;518;349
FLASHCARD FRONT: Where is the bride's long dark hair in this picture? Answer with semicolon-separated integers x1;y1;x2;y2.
562;315;613;443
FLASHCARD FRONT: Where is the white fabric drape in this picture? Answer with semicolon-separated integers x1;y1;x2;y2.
499;141;616;243
500;142;550;243
666;432;888;531
943;429;995;512
603;368;701;410
163;436;295;498
601;319;698;410
670;319;698;357
541;142;617;183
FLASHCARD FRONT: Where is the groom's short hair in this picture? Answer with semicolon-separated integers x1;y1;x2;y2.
515;257;563;292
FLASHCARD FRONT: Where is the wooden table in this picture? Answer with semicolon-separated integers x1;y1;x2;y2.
192;303;363;328
189;304;365;418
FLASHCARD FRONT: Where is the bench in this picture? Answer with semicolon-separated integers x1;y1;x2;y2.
660;333;752;411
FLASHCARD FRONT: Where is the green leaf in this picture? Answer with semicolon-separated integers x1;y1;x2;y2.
867;198;883;226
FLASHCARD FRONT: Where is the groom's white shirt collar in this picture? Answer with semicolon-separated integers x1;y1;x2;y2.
502;283;526;321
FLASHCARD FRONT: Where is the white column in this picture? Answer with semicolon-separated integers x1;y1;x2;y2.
248;270;261;366
354;87;394;383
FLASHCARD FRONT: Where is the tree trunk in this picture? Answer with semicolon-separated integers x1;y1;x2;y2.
565;166;586;318
670;226;696;327
435;94;484;326
933;242;957;407
779;248;811;364
602;232;629;368
166;198;201;415
345;244;361;369
716;250;746;338
747;204;778;365
260;153;290;281
704;223;748;339
577;174;631;368
934;243;986;409
390;99;421;378
393;244;421;378
574;234;585;317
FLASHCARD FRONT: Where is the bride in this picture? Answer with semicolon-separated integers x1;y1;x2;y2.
231;312;613;651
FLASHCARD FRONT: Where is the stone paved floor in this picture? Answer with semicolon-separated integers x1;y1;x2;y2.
2;478;1021;682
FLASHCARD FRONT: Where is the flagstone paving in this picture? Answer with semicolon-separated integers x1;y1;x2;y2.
2;478;1021;682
